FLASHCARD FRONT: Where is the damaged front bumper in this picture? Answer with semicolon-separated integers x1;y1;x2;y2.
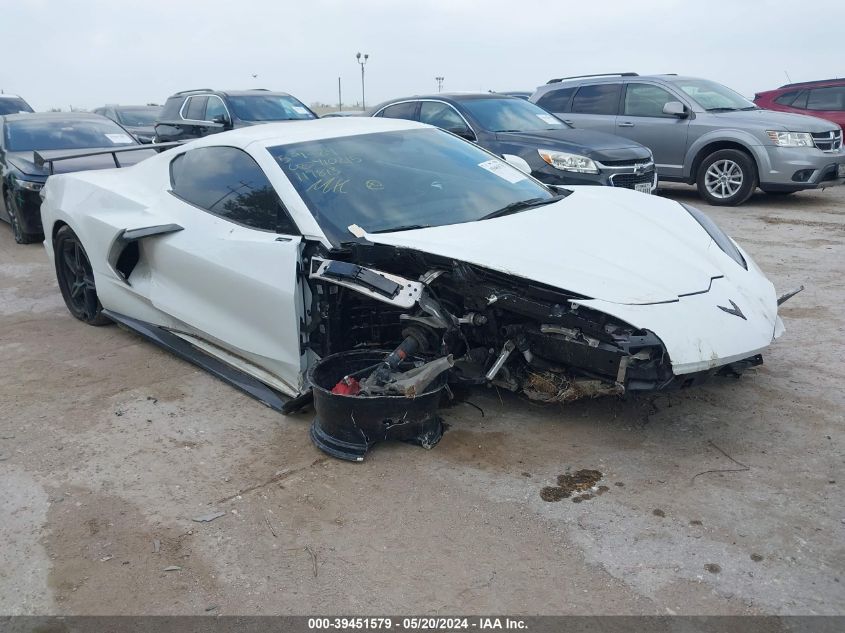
305;246;784;404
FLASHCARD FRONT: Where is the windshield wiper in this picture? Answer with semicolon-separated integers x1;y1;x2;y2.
369;224;431;234
706;107;740;112
481;195;564;220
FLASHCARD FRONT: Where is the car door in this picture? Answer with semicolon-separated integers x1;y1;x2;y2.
176;95;217;139
616;82;692;179
566;83;622;133
144;145;306;394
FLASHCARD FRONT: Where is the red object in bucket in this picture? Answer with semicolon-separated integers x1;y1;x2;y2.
331;376;361;396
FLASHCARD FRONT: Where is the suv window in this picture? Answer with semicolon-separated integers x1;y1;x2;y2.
0;97;34;115
571;84;621;115
773;90;800;106
791;90;809;109
535;87;575;113
205;96;228;121
378;102;418;120
623;83;677;117
169;146;297;233
419;101;468;132
183;96;208;121
806;86;845;111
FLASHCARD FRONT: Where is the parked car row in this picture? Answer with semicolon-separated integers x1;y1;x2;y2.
2;73;843;247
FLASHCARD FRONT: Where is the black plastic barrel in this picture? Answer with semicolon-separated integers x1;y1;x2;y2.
308;349;447;461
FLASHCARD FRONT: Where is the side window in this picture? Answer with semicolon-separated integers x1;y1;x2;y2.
205;96;228;121
183;96;208;120
623;83;678;117
535;87;575;113
773;90;800;106
807;87;845;111
571;84;622;115
791;90;809;109
378;102;418;120
419;102;468;132
169;146;298;234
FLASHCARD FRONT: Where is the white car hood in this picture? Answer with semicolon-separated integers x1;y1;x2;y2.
363;187;733;305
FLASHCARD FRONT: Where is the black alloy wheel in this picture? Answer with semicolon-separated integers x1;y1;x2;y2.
54;225;111;325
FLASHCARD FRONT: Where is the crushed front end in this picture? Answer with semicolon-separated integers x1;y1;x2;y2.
302;242;766;405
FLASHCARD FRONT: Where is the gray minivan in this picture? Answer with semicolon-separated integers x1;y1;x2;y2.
530;73;845;206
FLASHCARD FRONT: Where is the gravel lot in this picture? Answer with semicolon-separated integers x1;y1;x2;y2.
0;184;843;616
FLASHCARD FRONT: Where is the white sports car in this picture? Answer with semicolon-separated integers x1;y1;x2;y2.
40;118;789;415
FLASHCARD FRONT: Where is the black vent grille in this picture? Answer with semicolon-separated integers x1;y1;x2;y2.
812;130;842;152
610;170;655;189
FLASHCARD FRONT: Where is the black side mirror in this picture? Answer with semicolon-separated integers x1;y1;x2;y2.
211;114;231;127
662;101;688;118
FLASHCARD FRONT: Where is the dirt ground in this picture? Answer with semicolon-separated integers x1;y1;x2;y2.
0;184;843;616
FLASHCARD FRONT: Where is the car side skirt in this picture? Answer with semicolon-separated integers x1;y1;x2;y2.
103;309;293;413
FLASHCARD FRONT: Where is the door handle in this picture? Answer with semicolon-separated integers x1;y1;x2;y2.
618;121;635;128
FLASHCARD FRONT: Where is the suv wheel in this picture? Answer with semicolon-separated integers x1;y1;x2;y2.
696;149;757;207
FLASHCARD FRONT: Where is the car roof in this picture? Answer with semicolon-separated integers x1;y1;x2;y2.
392;92;515;101
185;117;429;149
0;94;27;99
778;77;845;89
539;74;702;88
170;89;295;98
1;111;106;122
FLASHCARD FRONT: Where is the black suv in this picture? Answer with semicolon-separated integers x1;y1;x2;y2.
370;93;656;191
154;89;317;143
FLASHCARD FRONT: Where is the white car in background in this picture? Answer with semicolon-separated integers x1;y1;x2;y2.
39;118;789;412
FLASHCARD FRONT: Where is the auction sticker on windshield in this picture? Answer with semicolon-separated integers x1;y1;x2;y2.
105;133;133;144
478;159;527;183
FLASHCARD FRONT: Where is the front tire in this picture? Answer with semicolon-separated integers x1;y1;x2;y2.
4;189;41;244
54;225;111;326
696;149;757;207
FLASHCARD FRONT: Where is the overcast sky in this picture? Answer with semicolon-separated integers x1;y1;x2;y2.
1;0;842;111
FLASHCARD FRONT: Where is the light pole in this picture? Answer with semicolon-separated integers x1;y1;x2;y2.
435;76;444;93
356;52;369;109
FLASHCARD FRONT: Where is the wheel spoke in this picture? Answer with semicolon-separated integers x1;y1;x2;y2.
63;249;79;275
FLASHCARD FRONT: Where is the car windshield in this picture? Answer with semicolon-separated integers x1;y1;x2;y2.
461;98;569;132
268;128;556;243
4;117;138;151
0;98;34;115
116;107;161;126
227;95;316;122
673;79;756;111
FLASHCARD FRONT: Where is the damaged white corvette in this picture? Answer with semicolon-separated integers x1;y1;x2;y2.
40;118;792;456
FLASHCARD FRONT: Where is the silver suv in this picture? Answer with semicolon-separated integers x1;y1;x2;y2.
530;73;845;206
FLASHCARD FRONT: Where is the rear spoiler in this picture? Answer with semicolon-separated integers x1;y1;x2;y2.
34;142;183;174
